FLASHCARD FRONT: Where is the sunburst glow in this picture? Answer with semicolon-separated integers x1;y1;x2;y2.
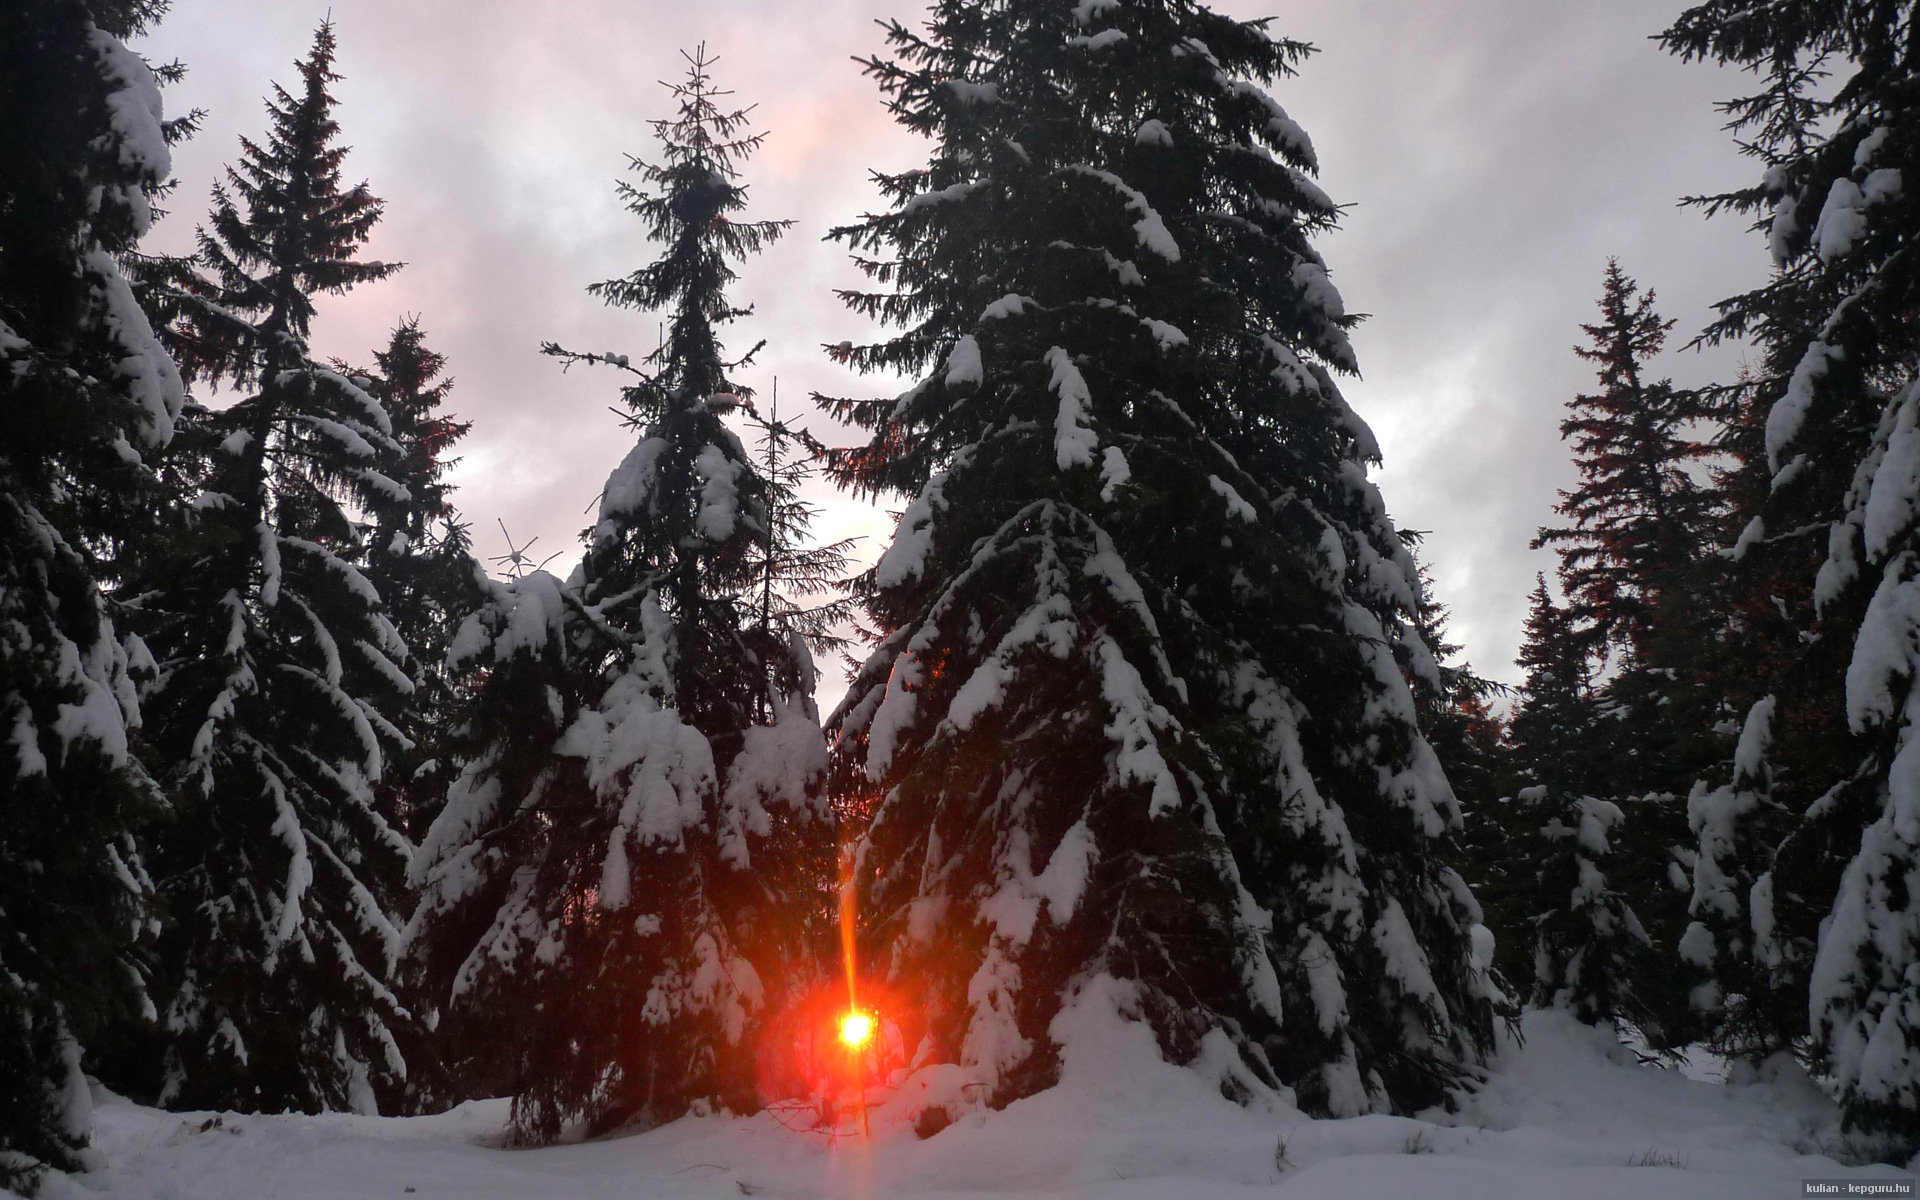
838;1011;875;1049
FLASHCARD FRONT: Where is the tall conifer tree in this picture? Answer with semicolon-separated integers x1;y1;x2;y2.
407;49;833;1141
1666;0;1920;1144
1665;0;1920;1144
1517;782;1657;1025
1497;577;1663;1025
0;0;184;1187
1469;577;1595;988
1506;576;1599;793
1518;266;1721;1045
823;0;1494;1116
351;318;476;843
131;22;419;1114
1534;262;1713;663
1670;366;1853;1062
1678;693;1804;1056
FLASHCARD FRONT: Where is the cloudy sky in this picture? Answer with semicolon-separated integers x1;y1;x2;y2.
134;0;1763;701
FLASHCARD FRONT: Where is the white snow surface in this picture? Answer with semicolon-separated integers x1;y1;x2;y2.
44;1006;1904;1200
1863;376;1920;561
1098;444;1131;501
1071;0;1121;23
594;436;670;548
1207;473;1258;522
1813;169;1901;261
901;180;984;218
85;248;184;448
942;79;999;105
1045;346;1099;470
1767;315;1848;473
943;334;983;391
872;452;970;590
693;442;743;542
1134;118;1174;147
1068;28;1129;50
89;29;172;237
719;693;830;869
1066;164;1182;261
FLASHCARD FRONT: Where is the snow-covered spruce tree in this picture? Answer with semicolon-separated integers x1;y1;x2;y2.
131;22;419;1114
1666;365;1859;1068
1501;585;1657;1028
1525;266;1720;1044
1500;588;1681;1041
823;1;1493;1115
1408;563;1516;1001
1407;562;1517;1019
0;0;183;1188
1635;354;1855;1067
1680;695;1803;1056
1665;0;1920;1141
350;318;477;843
1516;786;1657;1027
395;564;584;1109
406;49;832;1141
1405;559;1510;824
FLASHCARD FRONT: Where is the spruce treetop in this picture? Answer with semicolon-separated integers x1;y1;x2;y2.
542;46;805;733
190;20;398;384
1508;574;1598;793
825;1;1350;506
585;43;792;407
1533;262;1712;664
365;316;469;541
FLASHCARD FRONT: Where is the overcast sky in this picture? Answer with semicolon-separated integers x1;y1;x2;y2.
133;0;1764;703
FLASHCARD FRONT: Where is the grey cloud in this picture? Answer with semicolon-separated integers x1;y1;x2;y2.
136;0;1770;694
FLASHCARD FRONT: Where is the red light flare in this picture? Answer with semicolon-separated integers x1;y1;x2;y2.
838;1010;875;1050
839;844;861;1013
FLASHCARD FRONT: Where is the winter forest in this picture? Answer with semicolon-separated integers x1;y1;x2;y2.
11;0;1920;1197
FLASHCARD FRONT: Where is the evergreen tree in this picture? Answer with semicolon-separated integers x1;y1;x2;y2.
1533;262;1713;664
399;564;583;1110
350;318;477;843
822;0;1493;1117
1665;0;1920;1143
407;49;833;1141
1506;576;1600;794
1520;267;1720;1047
1494;583;1663;1030
1517;786;1657;1026
130;22;419;1114
1407;562;1517;1016
1493;581;1593;988
1405;561;1509;821
0;0;183;1188
1679;695;1803;1056
1679;371;1857;1063
739;393;858;717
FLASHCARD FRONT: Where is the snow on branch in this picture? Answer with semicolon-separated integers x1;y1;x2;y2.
277;663;384;779
280;536;383;608
297;414;377;460
1045;346;1099;469
1065;165;1181;262
1093;633;1182;816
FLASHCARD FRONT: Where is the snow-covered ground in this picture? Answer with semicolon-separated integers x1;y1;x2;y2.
34;1003;1914;1200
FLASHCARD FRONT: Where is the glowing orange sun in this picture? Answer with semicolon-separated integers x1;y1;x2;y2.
838;1011;875;1049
